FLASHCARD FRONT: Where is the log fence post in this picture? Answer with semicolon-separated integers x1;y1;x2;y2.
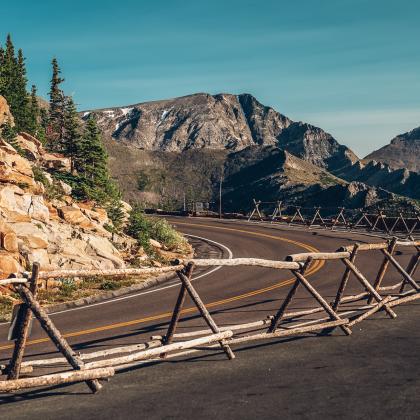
161;264;194;355
291;270;352;336
15;285;103;393
267;258;312;333
176;269;235;360
332;244;360;311
7;263;40;380
368;237;398;304
341;258;397;319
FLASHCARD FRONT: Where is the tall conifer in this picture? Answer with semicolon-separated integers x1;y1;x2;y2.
63;96;81;172
48;58;65;150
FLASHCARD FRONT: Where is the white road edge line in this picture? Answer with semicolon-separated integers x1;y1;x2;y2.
0;234;233;325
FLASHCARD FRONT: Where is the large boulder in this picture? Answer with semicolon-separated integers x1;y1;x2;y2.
0;139;38;190
58;206;95;229
0;252;21;278
0;95;14;127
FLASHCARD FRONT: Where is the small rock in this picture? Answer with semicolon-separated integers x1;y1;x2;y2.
149;238;162;249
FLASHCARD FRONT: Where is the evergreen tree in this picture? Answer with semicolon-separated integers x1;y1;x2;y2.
0;44;5;93
37;108;49;144
27;84;40;136
0;122;24;155
13;49;30;132
0;36;30;132
0;35;18;115
63;95;81;172
48;57;65;151
77;116;109;185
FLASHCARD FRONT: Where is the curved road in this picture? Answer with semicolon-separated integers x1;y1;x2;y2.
0;218;418;419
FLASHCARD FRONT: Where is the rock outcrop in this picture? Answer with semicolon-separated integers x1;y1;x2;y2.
221;146;417;212
0;130;134;279
0;95;14;127
364;126;420;173
84;92;357;171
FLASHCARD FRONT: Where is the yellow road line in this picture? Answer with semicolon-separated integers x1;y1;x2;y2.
0;223;323;351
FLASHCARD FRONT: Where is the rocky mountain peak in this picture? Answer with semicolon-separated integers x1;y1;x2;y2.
365;125;420;172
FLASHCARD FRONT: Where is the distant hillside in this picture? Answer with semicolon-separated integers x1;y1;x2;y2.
364;126;420;173
222;146;416;212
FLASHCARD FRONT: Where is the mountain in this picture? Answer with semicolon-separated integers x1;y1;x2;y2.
84;93;358;170
84;93;419;210
364;126;420;173
222;146;415;212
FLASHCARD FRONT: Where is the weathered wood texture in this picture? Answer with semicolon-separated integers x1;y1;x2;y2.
16;286;102;393
176;269;235;360
178;258;300;270
8;263;40;380
17;340;162;369
84;331;233;369
37;265;183;279
0;368;114;393
285;252;350;262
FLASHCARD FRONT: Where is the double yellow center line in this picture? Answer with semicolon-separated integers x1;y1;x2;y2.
0;222;323;351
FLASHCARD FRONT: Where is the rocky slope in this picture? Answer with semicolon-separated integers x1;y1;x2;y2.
85;93;358;170
222;146;416;212
0;96;142;280
364;126;420;173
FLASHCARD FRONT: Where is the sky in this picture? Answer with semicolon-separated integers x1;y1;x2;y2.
2;0;420;157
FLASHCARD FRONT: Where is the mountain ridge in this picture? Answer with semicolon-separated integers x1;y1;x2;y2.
83;92;420;208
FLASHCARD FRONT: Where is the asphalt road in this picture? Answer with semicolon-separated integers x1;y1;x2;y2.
0;218;418;419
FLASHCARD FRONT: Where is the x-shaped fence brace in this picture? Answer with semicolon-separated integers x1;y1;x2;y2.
0;238;419;394
247;200;419;236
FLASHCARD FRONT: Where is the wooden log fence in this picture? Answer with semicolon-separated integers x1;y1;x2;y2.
0;237;418;395
246;200;419;237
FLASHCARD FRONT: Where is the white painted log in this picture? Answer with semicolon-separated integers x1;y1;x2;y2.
389;292;420;307
228;319;350;345
347;296;392;327
0;277;28;286
378;282;404;291
19;340;162;368
179;258;301;270
0;367;114;392
285;252;350;262
339;240;420;252
36;265;184;280
84;331;233;369
157;318;274;340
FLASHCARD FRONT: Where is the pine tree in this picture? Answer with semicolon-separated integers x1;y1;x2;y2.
0;44;5;94
0;122;24;155
26;85;40;137
0;35;17;114
48;58;65;151
77;116;109;184
71;115;121;204
63;96;81;172
13;49;30;132
0;36;30;132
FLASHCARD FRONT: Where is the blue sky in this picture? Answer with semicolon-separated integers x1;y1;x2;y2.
2;0;420;156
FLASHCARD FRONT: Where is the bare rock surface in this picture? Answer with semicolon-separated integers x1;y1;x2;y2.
365;126;420;173
0;106;133;278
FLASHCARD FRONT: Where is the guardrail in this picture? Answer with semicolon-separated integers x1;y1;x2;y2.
247;200;419;237
0;237;418;394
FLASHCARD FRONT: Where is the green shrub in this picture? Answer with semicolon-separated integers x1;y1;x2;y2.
100;280;119;290
125;206;186;252
60;278;77;297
